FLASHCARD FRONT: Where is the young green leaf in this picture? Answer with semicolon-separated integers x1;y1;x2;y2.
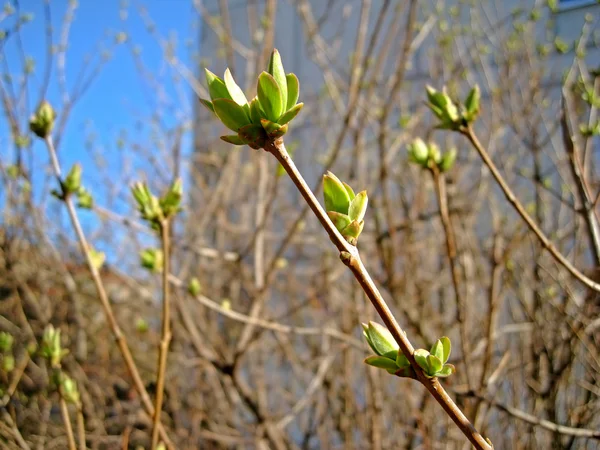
286;73;300;110
268;49;287;110
257;71;284;122
437;364;455;378
224;68;248;106
440;336;451;364
439;148;457;172
199;98;215;114
464;85;480;119
249;97;264;124
364;355;399;372
327;211;351;233
396;352;410;368
205;69;231;100
342;182;355;200
220;135;245;145
341;220;364;244
427;354;443;374
213;98;251;132
348;191;368;222
323;171;351;214
430;339;445;363
277;103;304;125
414;349;430;373
364;321;398;356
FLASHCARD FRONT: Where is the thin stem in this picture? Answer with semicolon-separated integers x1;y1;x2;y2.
43;136;174;450
76;405;86;450
265;139;492;450
151;219;172;450
463;126;600;293
431;168;472;391
59;397;77;450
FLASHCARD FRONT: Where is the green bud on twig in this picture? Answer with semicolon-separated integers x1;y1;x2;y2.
362;321;412;377
413;337;455;378
40;325;69;368
200;49;302;148
140;248;163;272
323;172;368;245
60;374;80;405
29;101;56;138
0;332;14;353
188;277;202;296
63;164;82;195
88;247;105;270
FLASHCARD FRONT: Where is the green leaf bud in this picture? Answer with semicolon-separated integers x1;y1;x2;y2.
29;101;56;138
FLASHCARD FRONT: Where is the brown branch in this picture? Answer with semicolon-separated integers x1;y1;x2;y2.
43;136;174;450
265;138;492;450
59;396;76;450
151;219;172;450
462;125;600;293
431;167;472;390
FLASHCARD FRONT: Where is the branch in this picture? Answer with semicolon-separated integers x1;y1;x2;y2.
151;219;172;450
43;136;175;450
463;126;600;293
265;138;492;450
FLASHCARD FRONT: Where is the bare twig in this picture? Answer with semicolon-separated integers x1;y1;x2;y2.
151;219;172;450
59;397;77;450
43;136;174;450
463;125;600;293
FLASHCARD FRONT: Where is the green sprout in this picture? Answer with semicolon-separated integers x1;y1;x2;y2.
200;49;303;149
407;138;457;172
323;172;368;245
363;322;455;379
425;85;480;130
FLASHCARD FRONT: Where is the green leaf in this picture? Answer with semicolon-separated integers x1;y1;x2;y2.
238;124;267;149
268;49;287;111
199;98;215;114
277;103;303;125
327;211;351;233
439;148;457;172
427;354;443;374
213;98;251;132
382;350;399;361
205;69;231;100
224;68;248;106
342;182;355;200
364;356;398;371
464;85;480;119
260;118;281;135
440;336;451;364
257;71;284;122
364;322;398;356
437;364;455;378
407;138;429;165
323;171;351;214
430;339;445;363
220;135;245;145
414;349;430;373
249;97;264;124
286;73;300;110
348;190;368;222
341;220;364;244
396;352;410;368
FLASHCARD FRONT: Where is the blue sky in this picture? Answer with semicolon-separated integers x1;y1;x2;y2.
1;0;202;261
2;0;199;179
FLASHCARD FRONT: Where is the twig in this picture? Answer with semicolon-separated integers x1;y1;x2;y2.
59;397;77;450
431;167;472;390
76;405;86;450
265;138;492;450
43;136;174;450
463;125;600;293
151;219;172;450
